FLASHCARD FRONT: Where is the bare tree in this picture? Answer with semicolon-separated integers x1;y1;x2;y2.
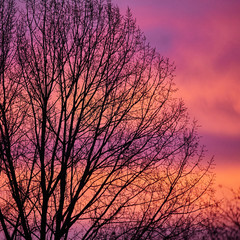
1;0;29;239
202;187;240;240
0;0;213;239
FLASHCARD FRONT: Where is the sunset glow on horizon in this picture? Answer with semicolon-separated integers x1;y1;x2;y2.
113;0;240;190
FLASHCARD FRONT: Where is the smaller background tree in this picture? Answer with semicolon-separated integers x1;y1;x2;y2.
202;186;240;239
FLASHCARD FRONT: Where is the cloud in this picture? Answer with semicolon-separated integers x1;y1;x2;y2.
160;2;240;137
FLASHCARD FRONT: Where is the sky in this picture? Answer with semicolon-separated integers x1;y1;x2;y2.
112;0;240;190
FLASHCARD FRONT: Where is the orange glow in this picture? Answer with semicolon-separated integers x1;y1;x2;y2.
216;166;240;190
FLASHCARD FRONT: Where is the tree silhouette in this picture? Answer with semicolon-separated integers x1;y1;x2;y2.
0;0;213;239
202;187;240;239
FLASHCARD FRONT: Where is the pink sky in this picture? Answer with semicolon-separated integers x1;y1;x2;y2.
113;0;240;189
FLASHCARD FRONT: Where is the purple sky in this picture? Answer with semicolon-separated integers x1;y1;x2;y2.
112;0;240;189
